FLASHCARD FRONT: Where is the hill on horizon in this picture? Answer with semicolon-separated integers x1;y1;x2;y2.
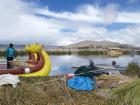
0;44;25;49
0;41;139;50
63;40;138;49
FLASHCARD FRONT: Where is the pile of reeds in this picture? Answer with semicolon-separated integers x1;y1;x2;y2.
96;74;132;89
0;76;108;105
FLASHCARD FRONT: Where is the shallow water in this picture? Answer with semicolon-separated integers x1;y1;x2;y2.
0;55;140;76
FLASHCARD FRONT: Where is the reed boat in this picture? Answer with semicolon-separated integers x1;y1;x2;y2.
0;44;51;76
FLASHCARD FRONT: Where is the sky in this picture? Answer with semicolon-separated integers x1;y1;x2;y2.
0;0;140;46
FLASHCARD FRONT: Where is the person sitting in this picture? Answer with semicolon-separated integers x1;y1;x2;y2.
89;59;98;70
89;59;94;70
74;59;96;79
112;60;116;66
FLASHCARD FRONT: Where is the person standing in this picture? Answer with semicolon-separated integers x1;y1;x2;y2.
6;43;16;69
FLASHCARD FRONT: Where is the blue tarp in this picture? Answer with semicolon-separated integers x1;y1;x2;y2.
67;76;96;91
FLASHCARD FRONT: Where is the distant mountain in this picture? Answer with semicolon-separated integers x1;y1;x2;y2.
45;46;64;49
0;44;25;49
0;41;138;51
64;40;138;49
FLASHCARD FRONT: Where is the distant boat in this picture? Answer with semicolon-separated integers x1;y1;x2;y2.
107;48;123;56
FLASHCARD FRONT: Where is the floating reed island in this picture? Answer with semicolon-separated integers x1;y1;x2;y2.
0;73;136;105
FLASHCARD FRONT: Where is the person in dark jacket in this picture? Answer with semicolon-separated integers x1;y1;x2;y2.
6;43;16;69
89;59;94;70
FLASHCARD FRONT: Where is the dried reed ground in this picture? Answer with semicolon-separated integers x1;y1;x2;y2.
0;76;108;105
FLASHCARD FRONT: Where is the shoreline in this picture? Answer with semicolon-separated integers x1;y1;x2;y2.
0;50;138;56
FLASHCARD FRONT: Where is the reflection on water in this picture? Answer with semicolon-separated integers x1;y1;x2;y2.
0;55;140;76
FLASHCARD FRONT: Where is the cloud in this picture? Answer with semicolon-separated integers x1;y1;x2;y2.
101;4;119;24
128;0;138;3
109;25;140;45
36;3;140;24
36;6;102;23
0;0;65;45
0;0;140;46
117;12;140;23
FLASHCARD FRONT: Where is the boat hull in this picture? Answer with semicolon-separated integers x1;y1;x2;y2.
19;50;51;76
0;50;51;76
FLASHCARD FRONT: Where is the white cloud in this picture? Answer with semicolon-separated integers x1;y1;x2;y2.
109;25;140;45
37;3;140;24
0;0;140;46
102;4;119;24
117;12;140;23
36;6;103;23
128;0;138;3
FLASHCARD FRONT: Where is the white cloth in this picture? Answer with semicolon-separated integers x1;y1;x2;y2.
0;74;20;87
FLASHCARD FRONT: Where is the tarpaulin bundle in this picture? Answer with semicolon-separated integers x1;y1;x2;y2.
74;66;95;79
67;76;95;91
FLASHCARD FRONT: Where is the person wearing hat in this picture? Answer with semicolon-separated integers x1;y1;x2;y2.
6;43;16;69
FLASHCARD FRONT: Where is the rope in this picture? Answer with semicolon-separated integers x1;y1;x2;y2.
9;60;40;62
21;70;96;86
21;76;67;85
74;70;95;76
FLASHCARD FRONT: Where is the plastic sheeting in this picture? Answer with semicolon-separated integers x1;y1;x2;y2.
67;76;95;91
74;66;95;79
0;74;20;87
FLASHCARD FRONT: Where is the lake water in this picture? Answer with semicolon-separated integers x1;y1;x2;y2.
49;55;140;76
0;55;140;76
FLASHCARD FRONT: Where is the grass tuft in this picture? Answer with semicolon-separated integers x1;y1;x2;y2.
125;62;140;77
110;79;140;105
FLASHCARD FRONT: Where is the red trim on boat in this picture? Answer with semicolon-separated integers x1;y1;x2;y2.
0;52;45;75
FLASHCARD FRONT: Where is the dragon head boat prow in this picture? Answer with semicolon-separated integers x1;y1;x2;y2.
25;43;43;53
